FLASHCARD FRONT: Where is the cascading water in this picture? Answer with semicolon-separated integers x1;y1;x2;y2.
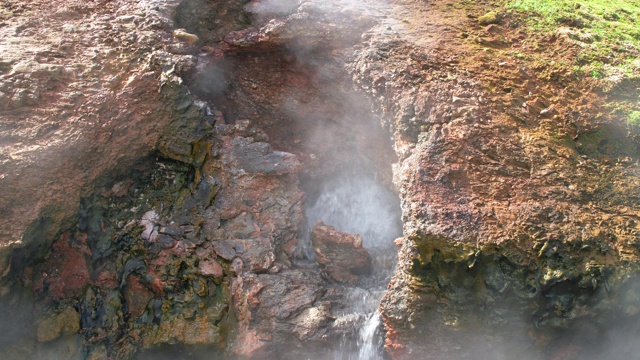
305;169;403;359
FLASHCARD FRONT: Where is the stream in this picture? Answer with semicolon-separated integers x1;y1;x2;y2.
305;170;403;359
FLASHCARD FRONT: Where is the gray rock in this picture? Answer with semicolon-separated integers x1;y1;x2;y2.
232;138;301;175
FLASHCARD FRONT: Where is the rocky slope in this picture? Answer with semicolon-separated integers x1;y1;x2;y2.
1;0;639;359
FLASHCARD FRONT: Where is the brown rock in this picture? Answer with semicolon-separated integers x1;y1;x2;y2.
226;238;275;274
311;222;372;285
36;231;91;300
141;315;223;348
212;240;237;261
0;0;211;283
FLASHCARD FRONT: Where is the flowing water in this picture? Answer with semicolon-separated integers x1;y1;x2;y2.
305;170;403;359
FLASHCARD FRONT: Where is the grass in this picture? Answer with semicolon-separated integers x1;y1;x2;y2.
504;0;640;80
629;110;640;129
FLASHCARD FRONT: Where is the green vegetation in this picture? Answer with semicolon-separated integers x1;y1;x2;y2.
629;110;640;129
505;0;640;79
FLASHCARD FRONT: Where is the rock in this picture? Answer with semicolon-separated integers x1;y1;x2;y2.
142;315;223;347
292;304;333;341
311;222;372;285
140;211;159;241
34;335;83;360
7;0;640;359
232;138;301;175
229;269;333;356
202;209;222;240
173;29;199;45
231;257;244;275
86;344;108;360
226;238;275;273
199;258;224;280
212;240;237;261
478;11;499;25
0;0;213;286
35;231;91;300
176;176;220;217
124;275;153;317
223;212;258;239
37;308;80;342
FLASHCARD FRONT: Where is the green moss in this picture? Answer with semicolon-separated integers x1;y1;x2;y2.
478;11;500;25
628;110;640;129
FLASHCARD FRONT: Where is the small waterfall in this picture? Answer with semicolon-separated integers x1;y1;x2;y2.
358;312;384;359
305;170;402;359
306;174;401;250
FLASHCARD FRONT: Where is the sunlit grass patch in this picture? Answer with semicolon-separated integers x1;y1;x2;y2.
505;0;640;80
628;110;640;129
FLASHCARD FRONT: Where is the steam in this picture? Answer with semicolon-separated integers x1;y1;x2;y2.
306;172;401;251
160;1;640;359
238;2;402;358
302;170;400;360
245;0;299;16
193;60;231;101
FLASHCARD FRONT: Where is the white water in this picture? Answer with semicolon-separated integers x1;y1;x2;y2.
306;174;401;251
358;312;384;359
305;171;402;359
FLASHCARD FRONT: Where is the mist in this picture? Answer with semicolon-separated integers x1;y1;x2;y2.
306;173;402;251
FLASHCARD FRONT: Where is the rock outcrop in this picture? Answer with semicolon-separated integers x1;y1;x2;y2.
345;1;640;359
1;0;385;357
0;0;202;276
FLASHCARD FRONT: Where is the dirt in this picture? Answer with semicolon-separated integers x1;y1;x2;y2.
1;0;639;359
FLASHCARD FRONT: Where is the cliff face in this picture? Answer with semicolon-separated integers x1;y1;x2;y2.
1;0;639;359
0;0;195;279
349;2;640;359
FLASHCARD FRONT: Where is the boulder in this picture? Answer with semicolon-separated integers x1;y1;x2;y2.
311;222;372;285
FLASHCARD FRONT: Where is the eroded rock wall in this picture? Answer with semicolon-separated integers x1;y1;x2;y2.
345;1;640;359
0;0;201;280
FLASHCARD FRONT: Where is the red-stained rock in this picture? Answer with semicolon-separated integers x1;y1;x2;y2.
147;275;166;296
199;258;224;280
37;231;91;300
95;270;119;290
311;222;372;285
124;275;153;318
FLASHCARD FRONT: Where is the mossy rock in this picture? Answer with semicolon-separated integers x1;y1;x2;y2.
478;11;499;25
36;308;80;343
